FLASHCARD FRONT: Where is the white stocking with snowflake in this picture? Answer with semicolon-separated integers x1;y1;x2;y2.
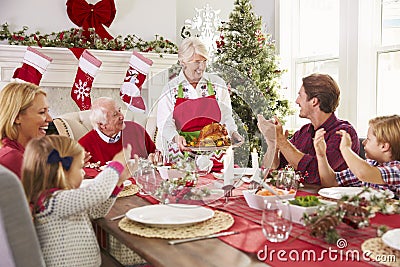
71;50;102;110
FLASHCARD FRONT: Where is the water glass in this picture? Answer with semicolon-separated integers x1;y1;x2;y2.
195;154;213;176
261;199;292;242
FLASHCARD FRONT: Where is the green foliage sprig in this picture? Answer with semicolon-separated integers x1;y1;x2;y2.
0;22;178;55
302;187;399;244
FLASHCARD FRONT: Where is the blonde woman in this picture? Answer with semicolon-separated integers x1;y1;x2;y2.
0;82;52;178
22;135;137;267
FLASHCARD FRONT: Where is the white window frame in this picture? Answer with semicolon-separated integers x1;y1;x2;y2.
276;0;398;137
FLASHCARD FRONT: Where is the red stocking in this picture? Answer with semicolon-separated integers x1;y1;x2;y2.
12;47;52;85
120;51;153;112
71;50;102;110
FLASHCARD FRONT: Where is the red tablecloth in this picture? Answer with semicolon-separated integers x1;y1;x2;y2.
129;171;400;266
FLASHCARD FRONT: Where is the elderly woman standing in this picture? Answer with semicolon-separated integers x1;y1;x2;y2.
157;37;243;170
0;82;52;178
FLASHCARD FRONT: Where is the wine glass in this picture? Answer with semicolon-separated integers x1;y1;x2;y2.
275;169;296;191
135;161;158;195
261;199;292;242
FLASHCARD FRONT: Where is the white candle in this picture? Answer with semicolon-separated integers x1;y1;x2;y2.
250;148;261;182
223;146;234;186
251;148;259;170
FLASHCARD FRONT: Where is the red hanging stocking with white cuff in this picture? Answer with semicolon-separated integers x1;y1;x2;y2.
120;51;153;112
70;49;102;110
12;46;53;85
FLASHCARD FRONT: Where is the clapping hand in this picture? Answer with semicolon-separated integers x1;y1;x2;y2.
257;114;277;145
313;128;327;157
112;144;139;185
336;130;352;151
83;151;92;166
148;150;163;165
231;131;244;146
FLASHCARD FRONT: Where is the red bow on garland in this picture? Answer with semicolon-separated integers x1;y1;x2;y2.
66;0;116;40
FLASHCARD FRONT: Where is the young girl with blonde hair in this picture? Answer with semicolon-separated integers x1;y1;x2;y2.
22;135;138;267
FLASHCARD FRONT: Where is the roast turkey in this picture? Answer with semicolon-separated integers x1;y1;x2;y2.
196;122;231;147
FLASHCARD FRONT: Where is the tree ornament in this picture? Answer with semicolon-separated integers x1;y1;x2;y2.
309;214;341;238
339;201;370;229
301;187;398;244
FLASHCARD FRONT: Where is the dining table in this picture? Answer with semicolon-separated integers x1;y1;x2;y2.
91;170;400;267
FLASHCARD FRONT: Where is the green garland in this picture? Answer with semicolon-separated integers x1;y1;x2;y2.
0;22;178;55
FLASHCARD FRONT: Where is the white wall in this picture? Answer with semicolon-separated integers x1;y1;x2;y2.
0;0;276;44
0;0;277;117
175;0;275;43
0;0;177;42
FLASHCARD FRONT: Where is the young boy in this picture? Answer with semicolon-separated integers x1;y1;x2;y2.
314;115;400;199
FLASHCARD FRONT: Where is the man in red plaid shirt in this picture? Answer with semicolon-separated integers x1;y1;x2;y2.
258;73;359;185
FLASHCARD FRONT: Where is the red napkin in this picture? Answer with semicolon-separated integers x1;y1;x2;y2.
84;167;100;178
136;193;159;204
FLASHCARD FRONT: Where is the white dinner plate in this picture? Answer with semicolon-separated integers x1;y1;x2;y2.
125;204;215;228
156;166;185;180
318;187;394;200
382;229;400;251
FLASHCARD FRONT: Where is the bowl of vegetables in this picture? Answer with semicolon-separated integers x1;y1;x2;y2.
243;187;296;210
276;196;336;225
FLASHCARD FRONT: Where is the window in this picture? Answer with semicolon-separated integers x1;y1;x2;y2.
278;0;400;135
377;0;400;115
381;0;400;46
278;0;339;129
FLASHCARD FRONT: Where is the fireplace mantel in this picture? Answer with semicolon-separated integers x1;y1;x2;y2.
0;45;178;116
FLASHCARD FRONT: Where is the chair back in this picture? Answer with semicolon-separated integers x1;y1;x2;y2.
359;138;366;159
0;165;45;267
53;109;157;142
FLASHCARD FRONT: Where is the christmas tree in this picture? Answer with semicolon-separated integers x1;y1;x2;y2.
213;0;292;166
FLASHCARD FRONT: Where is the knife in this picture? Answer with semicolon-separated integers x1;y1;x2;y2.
110;214;125;221
168;231;240;245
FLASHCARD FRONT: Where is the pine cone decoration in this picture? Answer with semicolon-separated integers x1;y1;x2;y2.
339;202;369;229
309;215;341;238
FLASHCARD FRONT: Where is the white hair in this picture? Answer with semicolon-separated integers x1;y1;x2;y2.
178;37;209;64
89;97;115;129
